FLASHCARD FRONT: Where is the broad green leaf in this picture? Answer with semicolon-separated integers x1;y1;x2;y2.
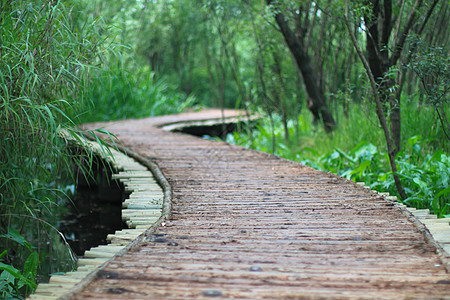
353;143;377;161
335;148;355;163
329;151;340;160
412;178;428;192
0;228;32;252
350;160;371;178
0;263;21;279
23;252;38;282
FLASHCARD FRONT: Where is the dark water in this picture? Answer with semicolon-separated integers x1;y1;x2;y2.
173;122;239;138
27;155;128;285
58;157;128;256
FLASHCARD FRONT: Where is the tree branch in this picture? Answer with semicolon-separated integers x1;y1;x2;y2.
305;4;318;49
395;0;439;99
266;0;336;132
364;0;384;79
390;0;423;66
416;0;439;35
300;3;311;41
392;0;406;44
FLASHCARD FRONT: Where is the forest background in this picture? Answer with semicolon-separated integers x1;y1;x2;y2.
0;0;448;298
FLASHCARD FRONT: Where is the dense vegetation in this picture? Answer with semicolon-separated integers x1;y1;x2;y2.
0;0;448;298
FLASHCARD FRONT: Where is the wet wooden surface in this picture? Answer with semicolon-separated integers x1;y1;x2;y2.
73;109;450;299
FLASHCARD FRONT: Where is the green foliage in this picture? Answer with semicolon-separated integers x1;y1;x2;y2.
409;40;449;107
310;138;449;217
0;0;103;297
408;37;449;140
0;228;39;299
0;0;99;215
79;61;196;123
396;139;450;217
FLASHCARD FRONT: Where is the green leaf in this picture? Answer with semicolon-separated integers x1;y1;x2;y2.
349;160;371;178
0;262;37;292
435;186;450;199
0;263;21;279
0;270;15;293
335;148;355;163
0;280;13;296
0;228;33;252
412;177;427;191
353;142;377;161
23;252;38;282
329;151;340;160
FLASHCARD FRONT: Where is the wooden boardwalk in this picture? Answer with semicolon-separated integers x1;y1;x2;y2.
65;109;449;299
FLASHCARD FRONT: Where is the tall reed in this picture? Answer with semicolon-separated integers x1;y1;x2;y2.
0;1;103;297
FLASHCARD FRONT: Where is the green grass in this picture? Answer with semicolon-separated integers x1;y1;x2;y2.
77;61;197;124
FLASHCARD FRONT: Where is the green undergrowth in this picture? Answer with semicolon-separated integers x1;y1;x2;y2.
228;100;450;217
0;229;38;298
78;61;196;124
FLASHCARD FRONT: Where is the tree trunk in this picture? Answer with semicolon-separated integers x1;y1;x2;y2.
344;1;407;200
267;0;336;133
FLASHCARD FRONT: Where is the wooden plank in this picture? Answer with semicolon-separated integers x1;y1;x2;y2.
28;295;60;300
124;204;163;210
126;217;160;227
49;275;84;284
87;245;125;252
122;211;162;219
122;202;162;208
84;251;116;258
128;190;163;196
77;258;108;266
108;229;146;236
422;218;450;225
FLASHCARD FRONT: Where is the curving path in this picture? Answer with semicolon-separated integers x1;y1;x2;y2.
66;109;449;299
